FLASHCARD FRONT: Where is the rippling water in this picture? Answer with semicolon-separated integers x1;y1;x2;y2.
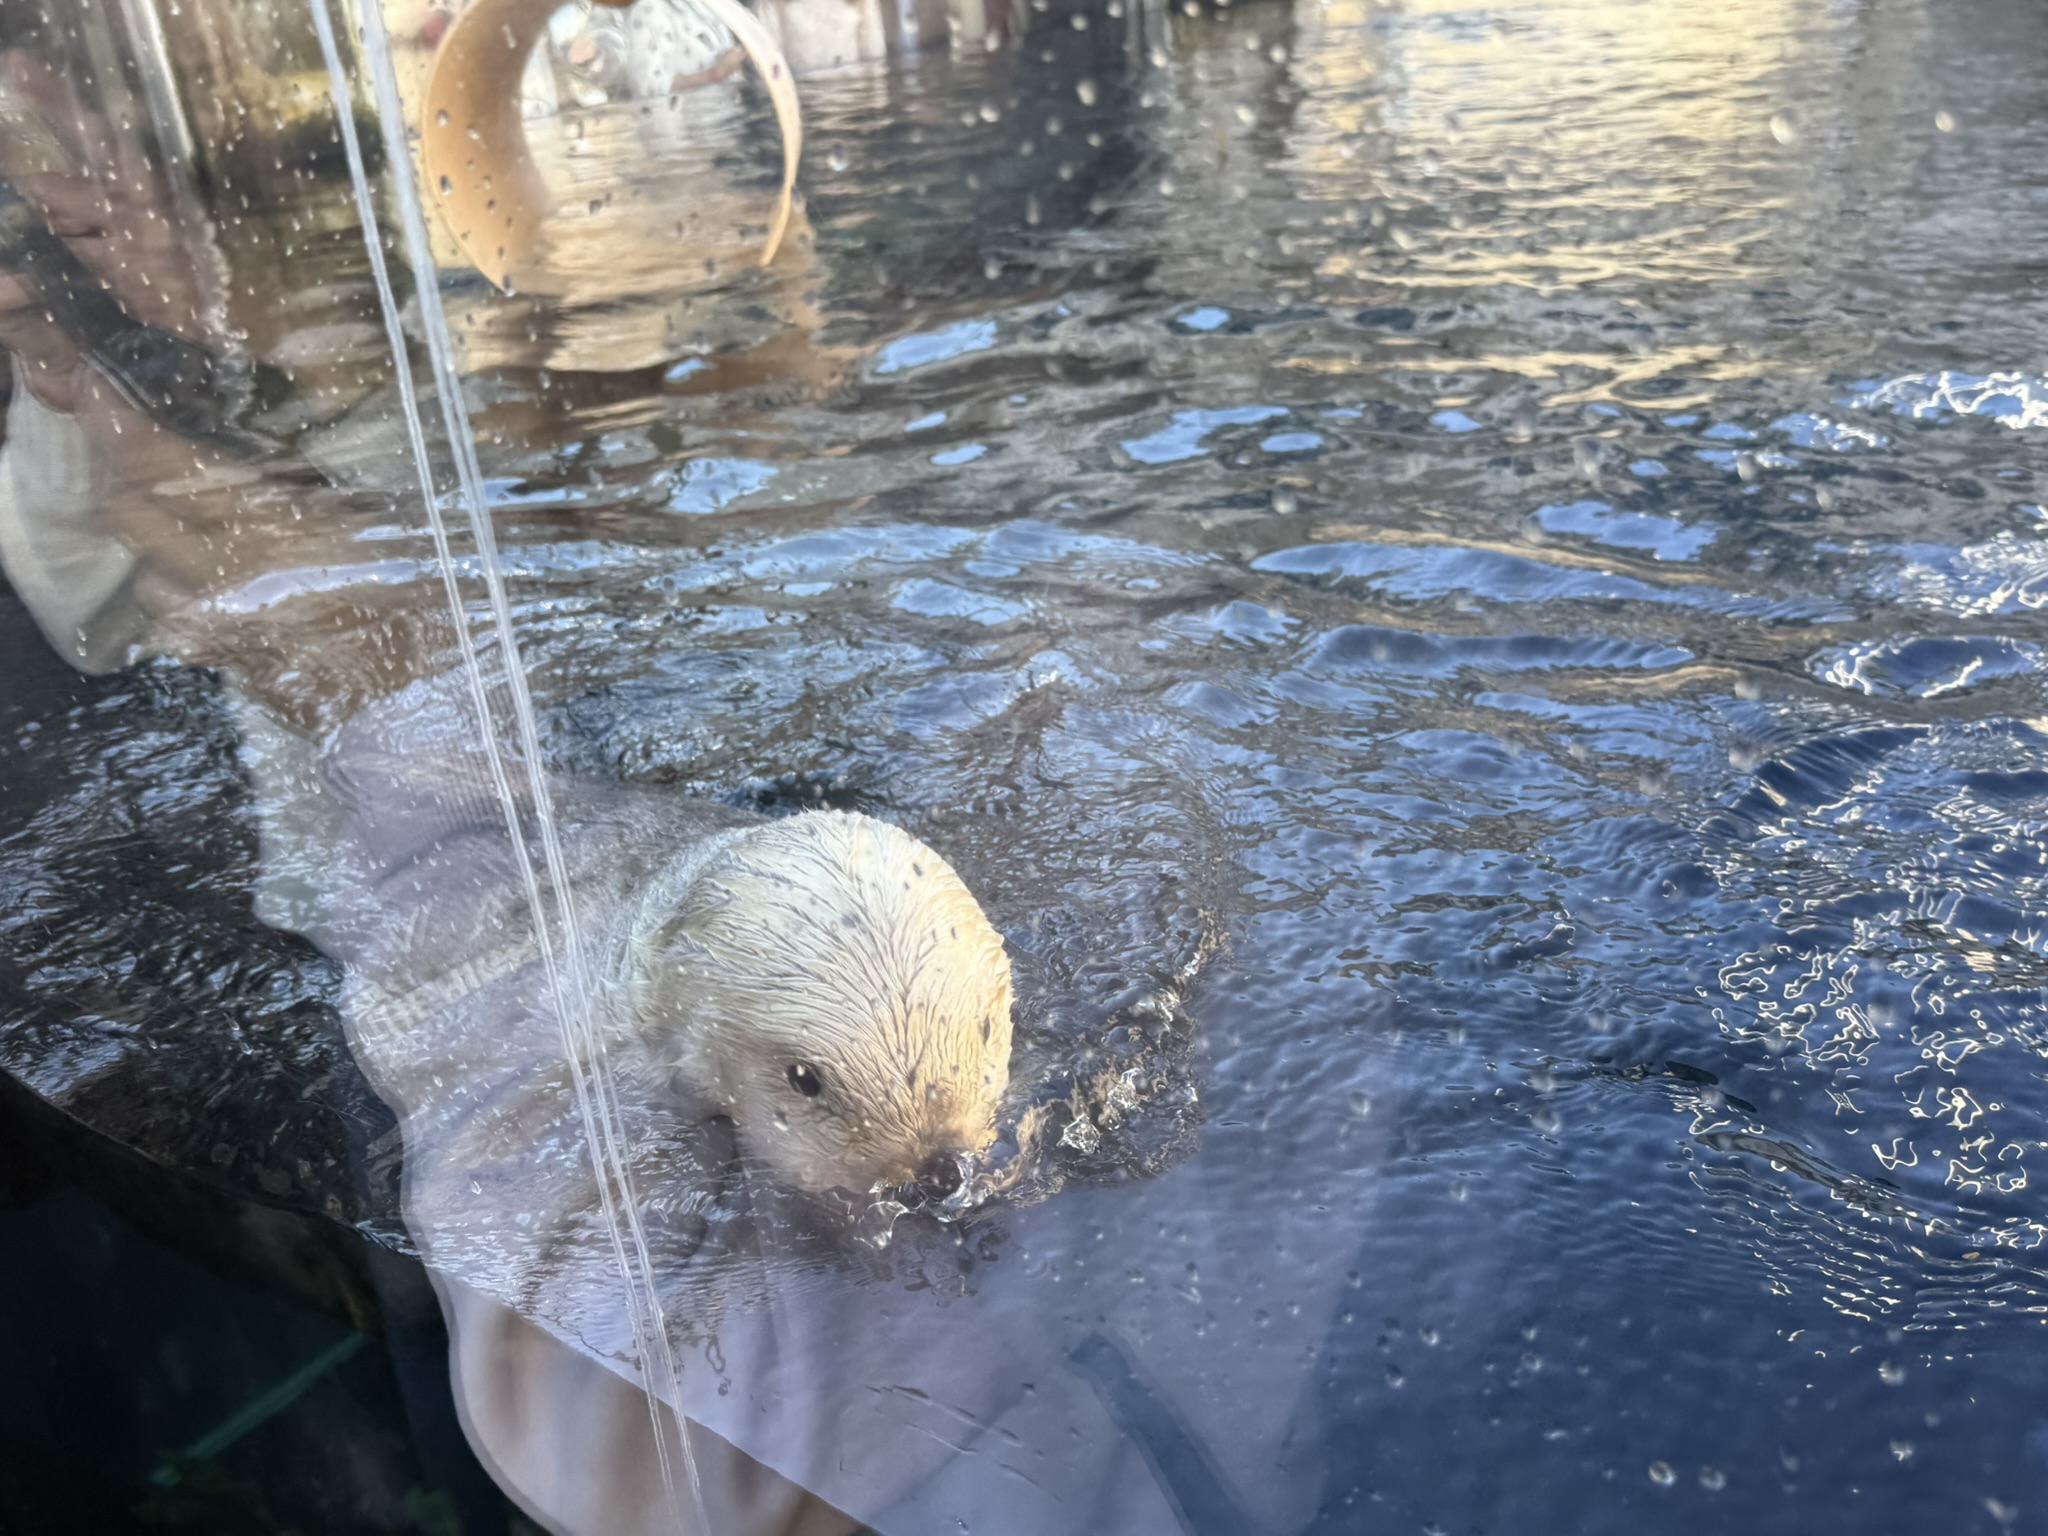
8;0;2048;1528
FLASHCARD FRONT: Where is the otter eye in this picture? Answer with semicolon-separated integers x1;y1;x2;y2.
787;1062;825;1098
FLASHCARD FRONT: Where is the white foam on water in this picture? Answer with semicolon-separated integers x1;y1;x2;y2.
306;2;704;1524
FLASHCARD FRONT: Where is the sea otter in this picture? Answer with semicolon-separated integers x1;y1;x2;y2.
632;809;1013;1201
227;672;1017;1222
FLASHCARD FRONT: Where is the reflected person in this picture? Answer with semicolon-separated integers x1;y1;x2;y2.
0;40;1021;1536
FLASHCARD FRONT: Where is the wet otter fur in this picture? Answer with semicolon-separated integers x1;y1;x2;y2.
630;810;1013;1200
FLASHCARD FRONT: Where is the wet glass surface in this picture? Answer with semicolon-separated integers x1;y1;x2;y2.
7;0;2048;1530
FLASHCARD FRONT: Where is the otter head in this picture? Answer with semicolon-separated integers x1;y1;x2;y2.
639;811;1013;1201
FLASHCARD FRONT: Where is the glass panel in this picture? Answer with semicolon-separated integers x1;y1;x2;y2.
6;1;2048;1532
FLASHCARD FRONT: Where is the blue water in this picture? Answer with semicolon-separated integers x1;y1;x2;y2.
6;0;2048;1530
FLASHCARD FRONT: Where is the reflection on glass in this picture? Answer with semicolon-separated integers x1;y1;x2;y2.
5;0;2048;1531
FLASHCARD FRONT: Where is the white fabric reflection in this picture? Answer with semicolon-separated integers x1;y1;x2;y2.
232;676;1362;1536
0;372;144;673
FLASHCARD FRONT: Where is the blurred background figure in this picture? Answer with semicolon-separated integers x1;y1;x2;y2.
0;0;837;723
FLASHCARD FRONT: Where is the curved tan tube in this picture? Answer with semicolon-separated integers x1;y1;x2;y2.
421;0;802;292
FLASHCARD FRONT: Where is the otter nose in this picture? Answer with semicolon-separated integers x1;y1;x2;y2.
909;1151;967;1205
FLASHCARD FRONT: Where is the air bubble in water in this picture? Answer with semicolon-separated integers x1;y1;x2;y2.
1699;1467;1727;1492
1648;1462;1675;1488
827;147;848;172
1880;1360;1906;1385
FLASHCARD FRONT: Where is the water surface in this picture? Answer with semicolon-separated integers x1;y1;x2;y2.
7;0;2048;1530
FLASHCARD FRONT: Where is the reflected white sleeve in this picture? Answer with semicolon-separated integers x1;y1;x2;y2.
0;360;149;674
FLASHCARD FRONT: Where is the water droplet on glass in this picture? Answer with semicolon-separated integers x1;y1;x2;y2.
1271;487;1299;515
438;174;452;195
1699;1466;1727;1492
1934;110;1956;133
1648;1461;1675;1488
1879;1359;1906;1385
435;109;449;128
1890;1440;1914;1462
1350;1092;1373;1117
1769;113;1797;146
979;102;1001;123
827;147;849;172
1076;79;1100;107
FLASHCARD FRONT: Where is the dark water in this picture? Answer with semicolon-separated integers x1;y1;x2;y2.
7;0;2048;1530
